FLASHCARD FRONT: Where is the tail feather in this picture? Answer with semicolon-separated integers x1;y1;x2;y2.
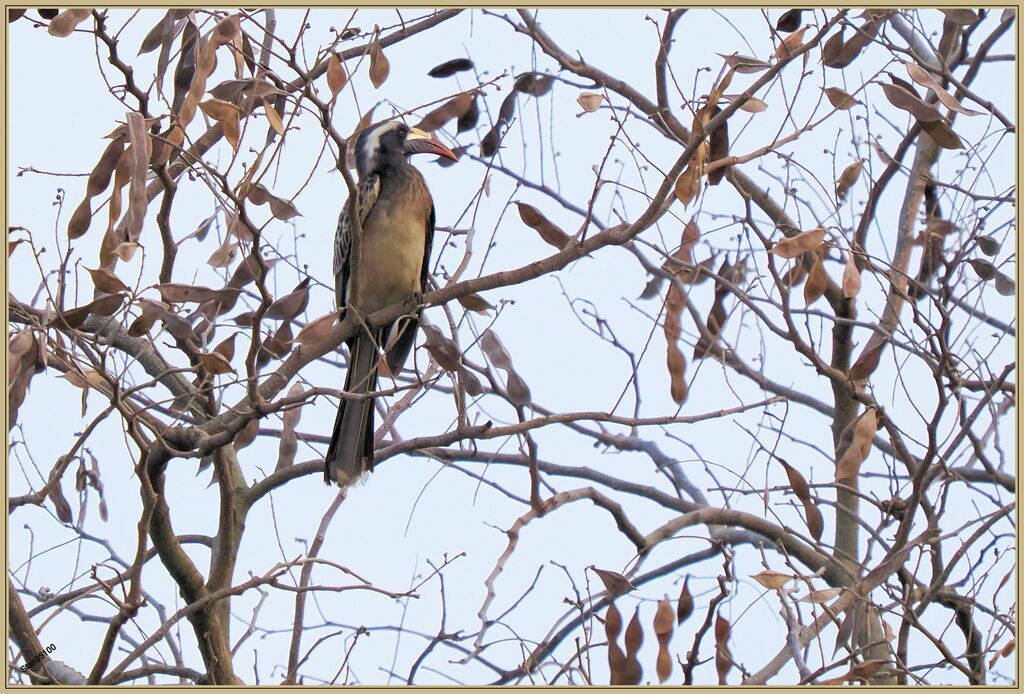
325;329;383;486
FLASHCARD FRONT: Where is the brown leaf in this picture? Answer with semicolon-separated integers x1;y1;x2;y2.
994;271;1015;296
68;133;127;239
621;607;644;685
457;96;480;133
266;278;311;320
368;27;390;88
577;92;604;112
905;62;980;116
715;615;733;684
198;350;234;376
769;227;826;259
842;251;862;298
799;587;842;604
606;604;628;685
774;26;808;59
836;408;879;482
677;576;694;624
48;484;73;523
654;597;674;683
752;570;794;590
208;240;238;268
428;57;474;78
921;119;964;150
802;250;827;305
125;113;153;245
457;293;493;314
880;82;943;122
422;324;462;371
707;106;730;186
779;459;824;541
295;311;339;347
262;96;285;136
157;283;241;307
848;339;884;381
718;53;771;74
277;382;305;470
674;164;701;206
776;9;802;32
968;258;997;281
836;160;863;201
824;86;860;110
976;236;1001;256
47;8;92;37
591;567;636;596
61;293;126;329
516;202;571;250
326;54;348;97
247;182;301;220
514;71;554;97
87;267;130;294
480;125;502;157
417;92;474;133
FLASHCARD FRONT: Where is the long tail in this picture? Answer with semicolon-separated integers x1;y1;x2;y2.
324;329;383;486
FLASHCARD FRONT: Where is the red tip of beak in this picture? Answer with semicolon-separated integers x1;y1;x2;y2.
406;135;459;162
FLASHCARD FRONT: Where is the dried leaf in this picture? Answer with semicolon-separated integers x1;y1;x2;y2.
769;227;826;259
621;607;644;685
262;96;286;136
976;236;1001;256
799;587;842;604
842;251;862;298
247;182;301;220
606;604;628;685
47;8;92;37
968;258;997;281
803;251;827;305
457;96;480;133
417;92;474;132
480;125;502;157
577;92;604;112
516;202;571;250
905;62;980;116
848;339;884;381
715;614;733;684
654;597;674;683
68;133;127;239
368;27;390;88
677;576;694;624
428;57;474;78
208;240;238;268
157;284;241;307
674;164;701;207
198;350;234;376
752;570;794;590
836;408;878;481
295;311;339;347
836;160;863;201
326;54;348;97
779;459;823;540
277;382;304;470
48;484;73;523
61;293;126;329
514;72;554;97
774;26;808;59
718;53;771;74
591;567;635;596
776;9;802;32
266;278;311;320
707;106;730;186
880;82;943;122
824;86;860;110
422;324;462;371
86;267;130;294
921;119;964;150
457;293;493;314
994;271;1015;296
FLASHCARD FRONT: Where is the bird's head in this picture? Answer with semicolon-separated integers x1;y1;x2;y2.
354;120;458;177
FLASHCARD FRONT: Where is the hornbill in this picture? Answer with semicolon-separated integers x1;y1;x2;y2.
325;121;457;486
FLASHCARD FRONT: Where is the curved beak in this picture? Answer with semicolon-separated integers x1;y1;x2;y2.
404;127;459;161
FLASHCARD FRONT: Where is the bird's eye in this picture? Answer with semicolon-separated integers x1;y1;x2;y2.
398;125;409;137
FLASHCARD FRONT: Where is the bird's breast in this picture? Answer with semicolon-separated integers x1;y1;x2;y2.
354;171;431;313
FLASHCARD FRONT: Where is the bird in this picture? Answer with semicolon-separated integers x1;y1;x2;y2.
325;120;457;486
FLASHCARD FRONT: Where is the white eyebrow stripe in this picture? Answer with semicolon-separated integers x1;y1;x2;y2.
359;122;400;173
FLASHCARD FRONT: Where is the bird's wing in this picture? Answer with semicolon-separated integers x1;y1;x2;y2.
421;203;435;292
334;174;381;308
